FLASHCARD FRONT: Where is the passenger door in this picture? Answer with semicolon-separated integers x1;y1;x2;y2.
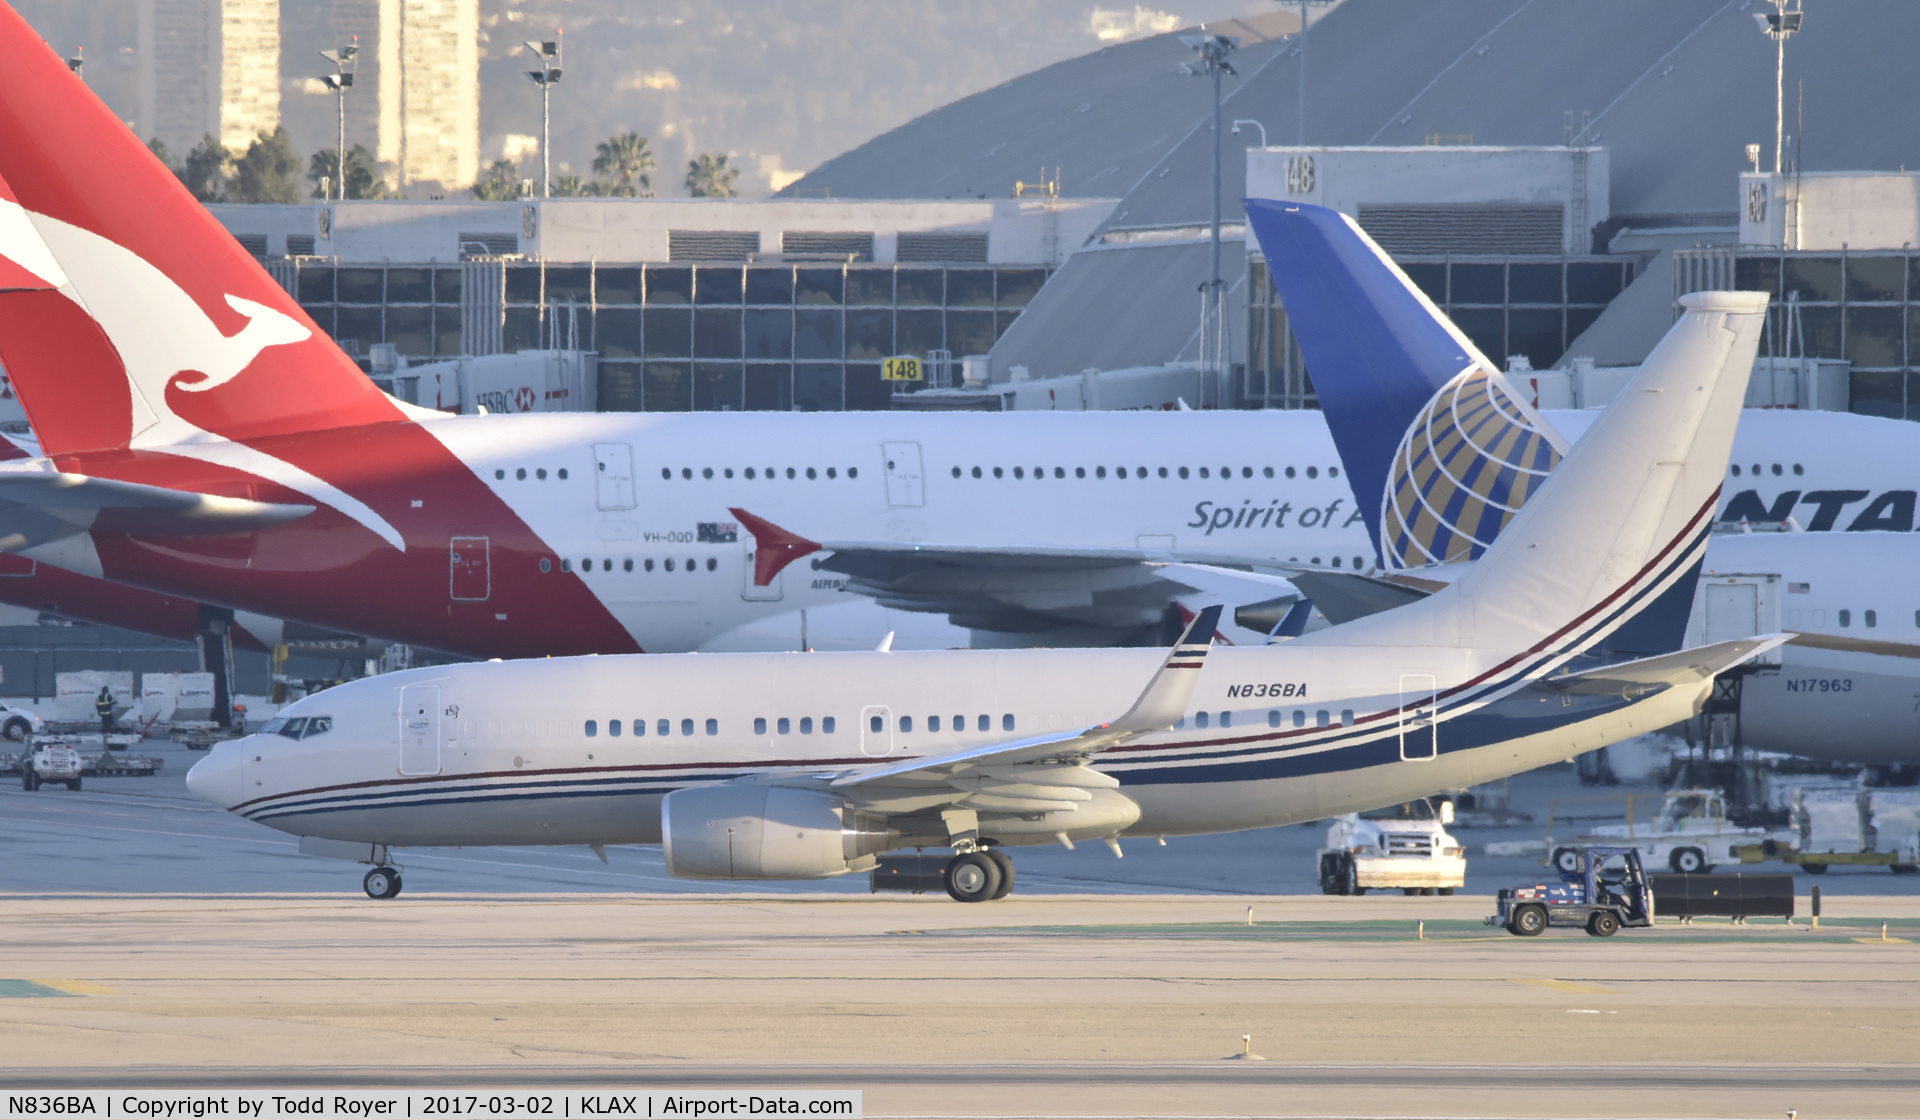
881;441;924;507
1398;674;1437;761
399;684;441;775
860;705;894;756
594;442;637;510
450;536;490;601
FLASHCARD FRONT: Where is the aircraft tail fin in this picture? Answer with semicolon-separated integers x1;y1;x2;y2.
0;6;401;457
1243;199;1567;570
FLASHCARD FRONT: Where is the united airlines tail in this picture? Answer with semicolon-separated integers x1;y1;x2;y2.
1303;289;1769;658
1243;200;1567;571
0;3;402;458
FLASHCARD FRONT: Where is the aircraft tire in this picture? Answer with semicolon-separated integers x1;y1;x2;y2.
1510;905;1547;936
943;852;1000;903
363;866;403;900
983;848;1015;899
1670;847;1706;874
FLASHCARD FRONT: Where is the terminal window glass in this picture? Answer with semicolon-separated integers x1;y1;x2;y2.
1449;308;1505;367
845;363;890;411
745;309;795;360
795;268;843;306
645;267;693;304
694;308;743;358
1449;263;1503;304
336;306;383;350
1566;261;1626;304
338;267;384;303
596;267;641;305
896;269;943;307
1401;263;1446;302
502;306;540;351
1507;263;1561;305
1846;306;1904;367
746;267;794;305
946;270;994;308
846;269;893;306
895;308;943;355
845;310;893;360
1507;308;1562;370
946;310;996;357
386;268;432;303
1733;256;1780;296
1847;257;1906;302
997;269;1047;308
386;306;432;356
794;364;844;411
794;309;843;360
745;364;793;410
1783;256;1843;302
644;308;692;357
297;266;335;302
504;267;542;304
695;363;745;411
546;267;593;303
696;266;744;305
645;362;692;411
596;307;641;358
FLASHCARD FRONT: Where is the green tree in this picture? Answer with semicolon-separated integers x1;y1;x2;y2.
684;152;739;199
176;134;231;202
551;174;599;198
471;159;523;201
227;127;303;204
308;144;391;200
147;137;179;175
591;131;655;197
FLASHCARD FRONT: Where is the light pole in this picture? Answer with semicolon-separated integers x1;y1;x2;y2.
1180;33;1238;395
1754;0;1802;175
319;40;358;201
1292;1;1333;145
522;35;564;199
1231;119;1267;148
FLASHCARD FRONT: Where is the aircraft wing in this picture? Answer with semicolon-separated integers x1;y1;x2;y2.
733;506;1287;643
0;464;314;551
1538;634;1793;696
828;606;1221;806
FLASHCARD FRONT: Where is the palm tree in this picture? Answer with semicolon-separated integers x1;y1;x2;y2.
684;152;739;199
471;159;523;201
551;174;599;198
591;132;655;197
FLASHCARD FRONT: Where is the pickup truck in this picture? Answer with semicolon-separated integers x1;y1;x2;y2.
1319;797;1467;895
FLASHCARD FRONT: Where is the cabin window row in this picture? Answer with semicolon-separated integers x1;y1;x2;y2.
1177;708;1355;730
494;468;570;481
949;464;1338;481
553;556;720;574
1788;608;1902;629
1728;463;1805;477
584;718;724;737
879;713;1016;733
661;466;859;481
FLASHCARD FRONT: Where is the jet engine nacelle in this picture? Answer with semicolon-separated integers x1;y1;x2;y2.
662;782;888;880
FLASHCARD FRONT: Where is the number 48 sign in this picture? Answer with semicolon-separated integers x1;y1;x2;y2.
882;354;923;382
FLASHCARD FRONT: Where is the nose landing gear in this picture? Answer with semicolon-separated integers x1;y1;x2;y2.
363;865;403;899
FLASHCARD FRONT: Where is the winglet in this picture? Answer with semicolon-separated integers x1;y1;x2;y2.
1108;604;1220;733
729;507;822;585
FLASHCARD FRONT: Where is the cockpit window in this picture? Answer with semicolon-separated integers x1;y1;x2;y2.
1359;800;1435;821
302;716;332;738
276;717;307;739
261;717;289;735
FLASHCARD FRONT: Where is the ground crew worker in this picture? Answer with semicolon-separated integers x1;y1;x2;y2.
95;686;115;735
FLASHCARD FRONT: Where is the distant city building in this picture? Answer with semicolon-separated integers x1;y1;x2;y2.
333;0;480;196
137;0;280;156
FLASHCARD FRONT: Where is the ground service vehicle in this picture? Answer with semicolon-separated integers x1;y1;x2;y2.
1546;788;1769;875
1492;846;1653;937
21;741;81;790
1319;797;1465;895
0;698;40;741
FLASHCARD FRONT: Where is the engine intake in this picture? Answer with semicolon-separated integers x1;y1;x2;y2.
662;782;887;880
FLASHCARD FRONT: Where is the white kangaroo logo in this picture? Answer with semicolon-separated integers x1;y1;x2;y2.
0;200;405;551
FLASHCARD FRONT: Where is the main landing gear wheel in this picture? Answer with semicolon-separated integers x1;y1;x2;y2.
363;866;403;900
1586;910;1621;937
982;848;1016;899
1509;904;1547;936
944;851;1001;903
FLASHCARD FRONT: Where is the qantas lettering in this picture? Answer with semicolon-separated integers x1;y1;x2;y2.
1187;499;1364;536
1722;489;1918;532
1226;682;1307;699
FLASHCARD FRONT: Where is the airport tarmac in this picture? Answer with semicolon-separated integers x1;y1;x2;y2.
2;893;1918;1118
8;736;1920;898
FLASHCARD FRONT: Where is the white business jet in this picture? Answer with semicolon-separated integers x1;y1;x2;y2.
186;250;1782;899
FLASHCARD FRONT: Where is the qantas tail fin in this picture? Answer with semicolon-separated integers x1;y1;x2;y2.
1243;199;1567;571
0;4;401;457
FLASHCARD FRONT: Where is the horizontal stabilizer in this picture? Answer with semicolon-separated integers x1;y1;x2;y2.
1540;634;1791;696
0;467;314;551
1286;570;1431;624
